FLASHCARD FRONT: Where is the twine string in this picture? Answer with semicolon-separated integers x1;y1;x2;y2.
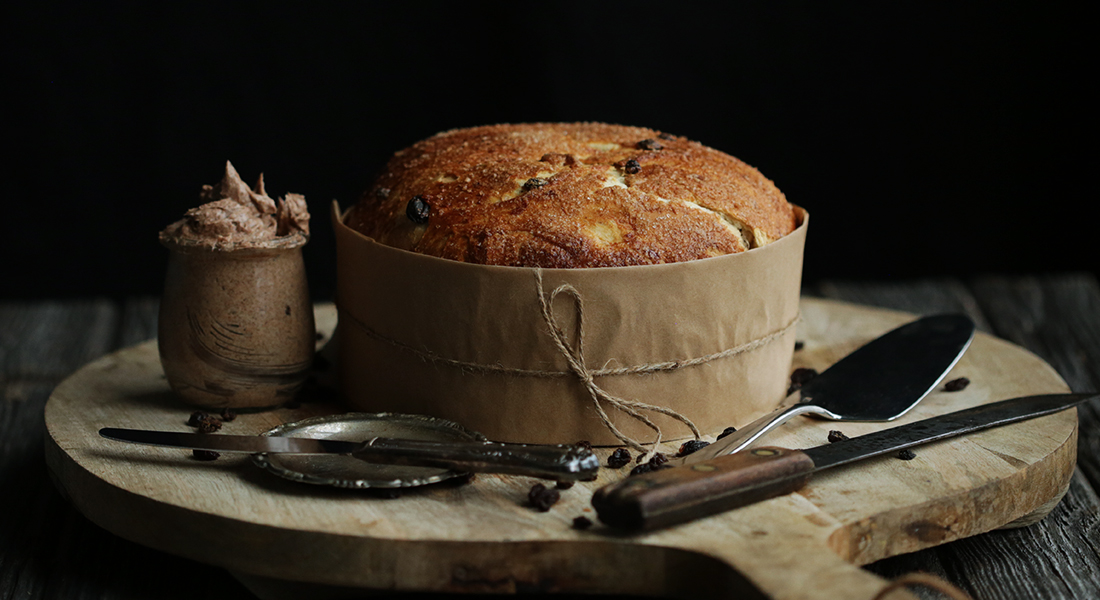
534;270;701;459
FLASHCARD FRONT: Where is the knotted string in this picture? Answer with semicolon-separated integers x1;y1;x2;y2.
533;269;701;460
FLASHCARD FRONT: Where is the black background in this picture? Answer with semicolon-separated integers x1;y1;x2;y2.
3;2;1090;301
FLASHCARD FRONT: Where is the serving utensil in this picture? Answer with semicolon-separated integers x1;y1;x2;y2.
101;412;598;487
673;314;975;466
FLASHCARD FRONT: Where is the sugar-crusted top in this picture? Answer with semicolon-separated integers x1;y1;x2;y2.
346;123;797;267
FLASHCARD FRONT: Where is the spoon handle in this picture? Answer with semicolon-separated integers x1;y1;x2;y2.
670;395;834;465
352;438;601;481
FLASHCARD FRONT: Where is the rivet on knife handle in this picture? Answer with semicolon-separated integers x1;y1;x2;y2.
591;447;814;531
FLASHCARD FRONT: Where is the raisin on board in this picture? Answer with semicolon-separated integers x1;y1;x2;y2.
197;416;222;434
528;483;560;512
638;452;668;465
827;430;850;443
192;449;219;461
187;411;209;427
629;463;653;477
790;367;818;386
678;440;710;457
607;447;631;469
944;377;970;392
629;453;671;477
788;367;819;394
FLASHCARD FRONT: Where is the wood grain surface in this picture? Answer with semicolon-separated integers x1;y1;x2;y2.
40;298;1079;600
4;275;1099;600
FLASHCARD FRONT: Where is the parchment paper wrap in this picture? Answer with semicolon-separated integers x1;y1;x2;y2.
332;201;807;446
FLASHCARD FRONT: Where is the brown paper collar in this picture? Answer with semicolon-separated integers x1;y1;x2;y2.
337;265;799;457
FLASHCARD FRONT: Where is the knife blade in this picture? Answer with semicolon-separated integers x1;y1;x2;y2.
592;392;1095;531
99;428;600;481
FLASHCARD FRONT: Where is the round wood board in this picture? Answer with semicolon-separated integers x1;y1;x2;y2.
44;298;1077;600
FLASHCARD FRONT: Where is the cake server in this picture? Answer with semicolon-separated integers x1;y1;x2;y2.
594;392;1095;531
669;313;976;466
99;427;600;481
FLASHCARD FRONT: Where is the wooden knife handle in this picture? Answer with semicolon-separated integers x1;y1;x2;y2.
591;447;815;531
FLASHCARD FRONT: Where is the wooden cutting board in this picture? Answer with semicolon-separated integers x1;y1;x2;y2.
43;298;1077;600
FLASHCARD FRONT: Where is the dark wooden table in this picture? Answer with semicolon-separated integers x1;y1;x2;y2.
3;274;1098;599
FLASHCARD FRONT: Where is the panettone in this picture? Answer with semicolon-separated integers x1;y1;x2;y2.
345;122;798;268
334;121;807;445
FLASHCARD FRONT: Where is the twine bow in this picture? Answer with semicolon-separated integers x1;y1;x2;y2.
534;269;701;460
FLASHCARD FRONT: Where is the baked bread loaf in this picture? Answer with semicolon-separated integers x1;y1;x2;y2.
345;123;798;268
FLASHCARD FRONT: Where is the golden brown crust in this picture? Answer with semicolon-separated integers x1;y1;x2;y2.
345;123;797;268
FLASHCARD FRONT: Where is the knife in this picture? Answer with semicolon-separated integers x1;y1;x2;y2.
99;428;600;481
591;392;1095;531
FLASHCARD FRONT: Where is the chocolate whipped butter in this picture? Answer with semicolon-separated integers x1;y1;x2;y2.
158;161;315;409
160;161;309;249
